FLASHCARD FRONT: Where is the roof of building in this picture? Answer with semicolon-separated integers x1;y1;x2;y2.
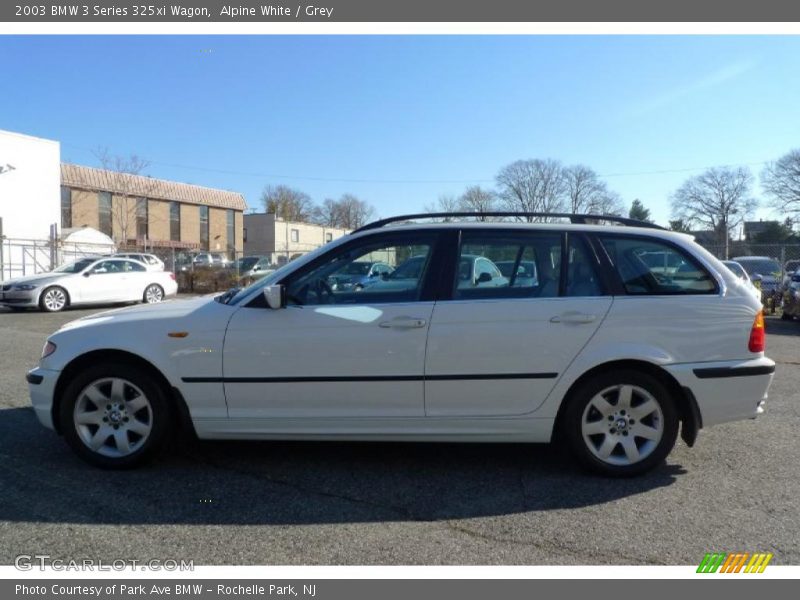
61;163;247;211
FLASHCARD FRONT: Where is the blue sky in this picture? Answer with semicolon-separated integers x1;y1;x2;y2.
2;35;799;225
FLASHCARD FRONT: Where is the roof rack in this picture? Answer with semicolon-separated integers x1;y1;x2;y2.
352;212;666;233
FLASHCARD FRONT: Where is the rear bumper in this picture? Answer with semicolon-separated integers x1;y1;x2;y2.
665;357;775;427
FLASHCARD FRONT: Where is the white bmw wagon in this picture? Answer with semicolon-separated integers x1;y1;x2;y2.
27;213;775;476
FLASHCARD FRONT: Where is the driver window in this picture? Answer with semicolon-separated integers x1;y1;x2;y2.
285;236;434;306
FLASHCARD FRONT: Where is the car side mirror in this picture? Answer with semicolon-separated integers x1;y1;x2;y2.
752;274;763;282
477;272;493;284
263;285;286;310
381;272;389;279
83;271;91;277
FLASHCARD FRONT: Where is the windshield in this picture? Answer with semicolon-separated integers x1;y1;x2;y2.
738;259;781;277
53;257;97;273
340;262;372;275
722;261;747;280
236;257;260;271
389;256;425;279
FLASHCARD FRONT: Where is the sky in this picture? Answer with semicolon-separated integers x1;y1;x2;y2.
2;35;799;226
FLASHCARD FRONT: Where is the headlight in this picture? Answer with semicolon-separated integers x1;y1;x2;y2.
13;284;37;291
41;340;57;359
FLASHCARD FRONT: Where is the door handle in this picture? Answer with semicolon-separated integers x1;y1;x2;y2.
379;317;427;329
550;312;597;324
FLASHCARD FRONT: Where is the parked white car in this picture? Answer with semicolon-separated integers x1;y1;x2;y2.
114;252;165;272
27;213;775;476
2;256;177;312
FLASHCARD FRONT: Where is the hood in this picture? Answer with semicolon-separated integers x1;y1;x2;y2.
57;296;224;332
2;272;68;287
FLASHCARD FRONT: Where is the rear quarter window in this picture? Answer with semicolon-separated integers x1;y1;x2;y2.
600;236;717;295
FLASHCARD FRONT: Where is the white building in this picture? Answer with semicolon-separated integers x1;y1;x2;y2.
0;129;61;279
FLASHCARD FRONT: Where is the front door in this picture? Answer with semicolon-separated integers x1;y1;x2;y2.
424;230;613;417
223;231;443;419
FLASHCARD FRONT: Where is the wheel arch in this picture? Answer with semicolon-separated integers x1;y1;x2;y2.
553;359;702;447
39;284;71;309
52;349;195;439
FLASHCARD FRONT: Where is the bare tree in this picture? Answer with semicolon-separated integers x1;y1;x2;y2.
94;148;154;245
332;194;375;229
495;159;567;221
260;185;314;221
311;195;375;229
459;185;496;220
563;164;623;215
671;167;757;258
312;198;341;228
762;149;800;214
424;194;462;221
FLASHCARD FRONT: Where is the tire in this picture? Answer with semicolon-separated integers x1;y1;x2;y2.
59;362;170;469
143;283;165;304
562;369;679;477
39;286;69;312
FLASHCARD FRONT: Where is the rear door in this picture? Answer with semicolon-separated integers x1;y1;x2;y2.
424;229;613;417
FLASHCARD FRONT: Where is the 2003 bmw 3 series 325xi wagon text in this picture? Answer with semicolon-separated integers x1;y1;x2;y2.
27;212;775;476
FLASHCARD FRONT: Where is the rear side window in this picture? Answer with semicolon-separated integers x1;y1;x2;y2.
599;236;717;295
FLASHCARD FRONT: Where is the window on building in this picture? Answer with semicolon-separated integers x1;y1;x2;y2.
325;232;333;243
243;228;247;243
60;187;72;229
98;191;112;238
291;229;299;243
136;198;148;241
199;206;209;250
226;209;235;259
170;202;180;242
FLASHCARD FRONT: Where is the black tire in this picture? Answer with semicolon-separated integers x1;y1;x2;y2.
143;283;165;304
561;369;679;477
39;286;69;312
59;362;170;469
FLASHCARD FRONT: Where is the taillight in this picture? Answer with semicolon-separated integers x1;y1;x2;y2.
748;310;765;353
169;272;176;281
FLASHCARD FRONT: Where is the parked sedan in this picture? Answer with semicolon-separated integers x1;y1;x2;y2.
328;261;394;291
114;252;165;272
233;256;275;284
0;257;177;312
732;256;782;303
781;272;800;320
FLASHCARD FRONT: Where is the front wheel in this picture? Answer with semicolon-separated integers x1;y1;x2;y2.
562;370;679;477
59;363;170;469
143;284;164;304
39;286;69;312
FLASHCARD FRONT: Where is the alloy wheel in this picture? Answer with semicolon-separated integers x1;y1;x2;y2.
73;378;153;458
580;384;664;466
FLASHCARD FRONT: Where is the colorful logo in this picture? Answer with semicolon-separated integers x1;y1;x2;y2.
697;552;773;573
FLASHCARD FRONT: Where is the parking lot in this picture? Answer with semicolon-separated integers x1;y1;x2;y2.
0;303;798;566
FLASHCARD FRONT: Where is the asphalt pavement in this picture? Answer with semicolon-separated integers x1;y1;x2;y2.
0;303;798;565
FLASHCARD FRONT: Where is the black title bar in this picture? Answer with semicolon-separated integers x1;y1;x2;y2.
4;0;800;22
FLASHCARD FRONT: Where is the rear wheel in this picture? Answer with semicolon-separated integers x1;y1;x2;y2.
39;286;68;312
59;363;170;469
143;284;164;304
562;370;679;477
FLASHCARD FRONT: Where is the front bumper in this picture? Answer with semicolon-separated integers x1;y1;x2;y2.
0;289;39;307
27;367;60;430
664;356;775;427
